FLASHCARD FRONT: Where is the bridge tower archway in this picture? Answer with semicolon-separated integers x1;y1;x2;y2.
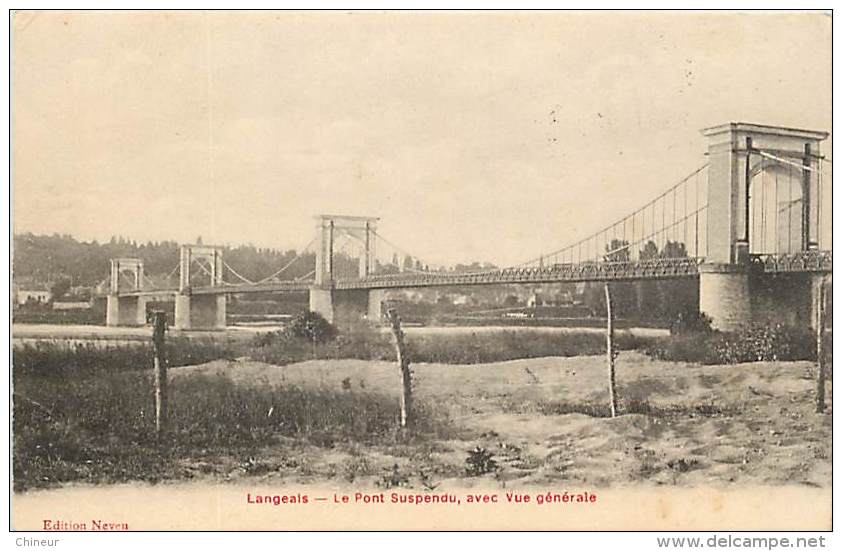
314;215;379;285
699;123;828;330
109;258;144;294
700;122;826;265
174;244;227;331
178;244;224;292
106;258;148;327
747;160;806;255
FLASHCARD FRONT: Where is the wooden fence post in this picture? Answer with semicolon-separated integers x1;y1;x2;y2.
152;310;169;439
387;309;413;429
816;279;826;414
604;284;618;418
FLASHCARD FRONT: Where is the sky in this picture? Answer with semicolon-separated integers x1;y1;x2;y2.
11;11;831;267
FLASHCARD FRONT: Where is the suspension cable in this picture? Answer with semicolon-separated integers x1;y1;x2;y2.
370;229;445;271
192;257;215;278
600;206;709;260
757;150;816;172
295;269;316;281
516;163;709;267
253;236;318;284
164;263;180;280
222;260;255;285
120;272;137;287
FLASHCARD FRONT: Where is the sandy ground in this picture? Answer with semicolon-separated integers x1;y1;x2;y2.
170;352;832;489
13;352;832;530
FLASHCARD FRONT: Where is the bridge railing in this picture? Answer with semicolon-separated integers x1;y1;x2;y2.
342;256;707;288
749;250;833;273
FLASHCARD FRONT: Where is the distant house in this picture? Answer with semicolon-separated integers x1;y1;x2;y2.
14;285;52;306
450;294;471;306
555;290;574;305
69;285;93;299
527;292;544;308
403;290;426;303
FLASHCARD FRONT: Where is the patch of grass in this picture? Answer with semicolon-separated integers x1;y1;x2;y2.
13;307;105;325
249;326;653;367
13;368;449;491
12;338;242;378
406;331;651;365
15;323;658;382
508;398;740;419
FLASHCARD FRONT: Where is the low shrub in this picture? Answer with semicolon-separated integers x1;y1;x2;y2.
283;310;337;344
465;446;498;476
711;323;815;363
252;310;338;348
669;310;713;336
644;321;818;364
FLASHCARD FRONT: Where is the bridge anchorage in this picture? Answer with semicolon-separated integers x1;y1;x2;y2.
106;121;832;332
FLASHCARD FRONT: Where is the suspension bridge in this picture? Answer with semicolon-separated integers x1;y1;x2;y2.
104;122;832;331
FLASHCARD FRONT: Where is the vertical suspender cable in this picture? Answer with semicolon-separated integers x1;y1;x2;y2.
695;170;699;257
788;165;793;253
760;162;765;252
815;160;820;249
774;168;779;253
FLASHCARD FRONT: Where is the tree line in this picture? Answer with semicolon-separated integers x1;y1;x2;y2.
12;233;317;289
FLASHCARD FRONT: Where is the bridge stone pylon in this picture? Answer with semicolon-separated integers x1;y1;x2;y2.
105;258;148;326
310;215;381;324
699;122;828;330
174;244;227;330
314;214;378;285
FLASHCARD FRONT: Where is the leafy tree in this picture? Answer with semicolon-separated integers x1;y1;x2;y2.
49;278;71;300
639;240;659;260
661;240;687;259
284;311;337;344
604;239;630;262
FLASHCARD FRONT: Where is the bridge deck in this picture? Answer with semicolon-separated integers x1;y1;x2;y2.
113;251;831;297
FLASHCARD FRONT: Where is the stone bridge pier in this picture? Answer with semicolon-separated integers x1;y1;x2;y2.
698;123;828;331
173;244;227;330
106;295;150;326
309;287;385;327
174;293;227;330
699;265;825;331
